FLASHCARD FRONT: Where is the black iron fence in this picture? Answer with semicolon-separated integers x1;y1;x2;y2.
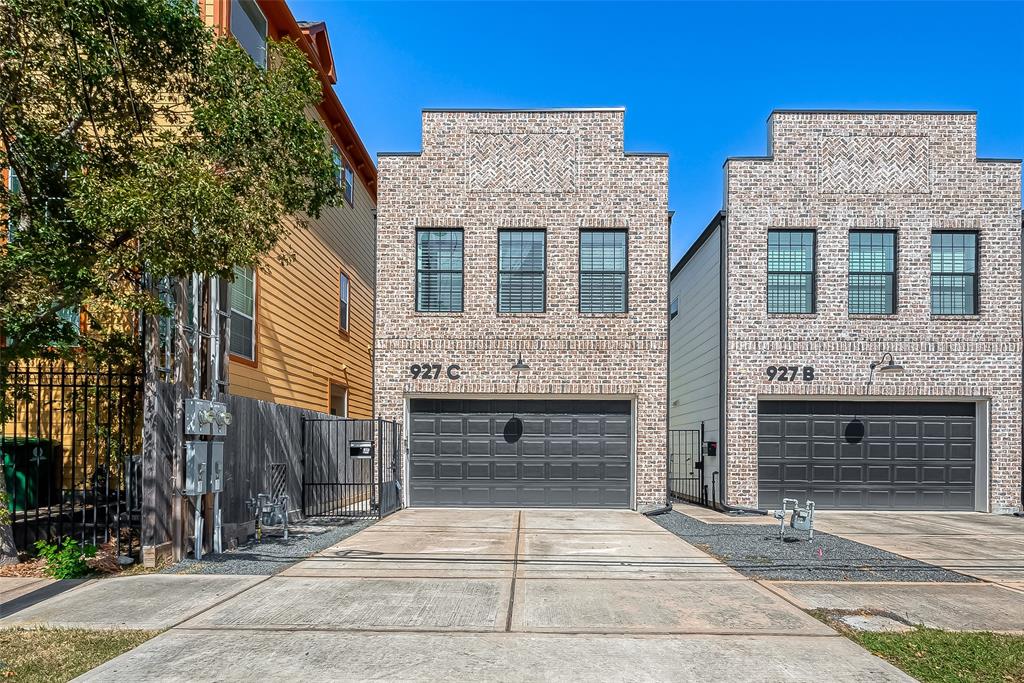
1;361;142;555
301;417;402;519
668;424;707;506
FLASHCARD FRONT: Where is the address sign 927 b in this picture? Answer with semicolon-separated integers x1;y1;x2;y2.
410;363;461;380
765;365;815;382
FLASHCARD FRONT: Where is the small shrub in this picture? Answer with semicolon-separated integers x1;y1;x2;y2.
34;538;98;579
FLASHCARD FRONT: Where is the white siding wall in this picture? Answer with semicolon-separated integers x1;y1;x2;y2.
669;226;721;446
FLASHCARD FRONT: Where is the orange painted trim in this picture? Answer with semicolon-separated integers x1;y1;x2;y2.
228;267;260;369
210;0;231;34
255;0;377;202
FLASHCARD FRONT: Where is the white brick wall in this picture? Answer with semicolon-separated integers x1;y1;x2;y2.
724;111;1022;512
375;110;669;508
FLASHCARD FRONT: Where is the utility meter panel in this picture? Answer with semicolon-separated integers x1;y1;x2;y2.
207;441;225;493
185;399;231;437
185;441;209;496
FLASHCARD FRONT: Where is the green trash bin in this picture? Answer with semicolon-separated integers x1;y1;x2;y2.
1;437;63;513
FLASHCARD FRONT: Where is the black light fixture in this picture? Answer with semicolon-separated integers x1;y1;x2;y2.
867;352;904;386
512;355;529;372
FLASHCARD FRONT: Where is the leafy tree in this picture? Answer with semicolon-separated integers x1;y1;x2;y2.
0;0;340;563
0;0;339;363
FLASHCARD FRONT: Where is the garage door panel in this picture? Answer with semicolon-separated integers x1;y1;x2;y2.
410;399;632;508
758;400;975;511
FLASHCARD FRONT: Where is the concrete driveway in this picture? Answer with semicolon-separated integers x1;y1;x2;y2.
81;509;910;682
815;511;1024;586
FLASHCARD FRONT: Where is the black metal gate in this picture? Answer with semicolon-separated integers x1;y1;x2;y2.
301;417;402;519
668;423;707;506
1;361;142;555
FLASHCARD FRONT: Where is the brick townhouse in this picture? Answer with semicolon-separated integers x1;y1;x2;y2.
670;110;1022;513
376;108;669;510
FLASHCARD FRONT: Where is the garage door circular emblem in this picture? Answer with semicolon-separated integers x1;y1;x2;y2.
844;418;865;444
503;417;524;443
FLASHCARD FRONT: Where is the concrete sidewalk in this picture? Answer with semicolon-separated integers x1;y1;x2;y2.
71;508;909;682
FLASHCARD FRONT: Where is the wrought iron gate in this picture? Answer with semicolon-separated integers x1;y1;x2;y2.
1;361;142;555
301;417;402;519
668;423;708;507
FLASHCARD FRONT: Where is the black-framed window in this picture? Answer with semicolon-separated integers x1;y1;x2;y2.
849;230;896;314
670;297;679;320
580;229;627;313
339;272;350;331
498;230;545;313
767;230;815;314
229;265;256;359
931;232;978;315
416;229;463;312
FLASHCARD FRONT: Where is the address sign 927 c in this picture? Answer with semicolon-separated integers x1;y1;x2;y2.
765;365;815;382
410;363;461;380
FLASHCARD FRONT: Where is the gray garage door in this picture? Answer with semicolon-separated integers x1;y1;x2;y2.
758;400;975;510
409;398;631;508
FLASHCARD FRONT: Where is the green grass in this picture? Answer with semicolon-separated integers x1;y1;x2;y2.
846;626;1024;683
0;628;159;682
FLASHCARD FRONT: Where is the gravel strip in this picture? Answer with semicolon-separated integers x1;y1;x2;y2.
161;518;374;576
652;510;976;582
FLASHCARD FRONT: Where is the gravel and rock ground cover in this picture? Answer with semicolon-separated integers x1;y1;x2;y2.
652;510;975;582
162;517;374;576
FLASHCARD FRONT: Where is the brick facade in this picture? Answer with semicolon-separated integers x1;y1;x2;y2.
724;111;1022;513
375;109;669;509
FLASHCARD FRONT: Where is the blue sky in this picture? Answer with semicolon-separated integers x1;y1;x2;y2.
289;1;1024;266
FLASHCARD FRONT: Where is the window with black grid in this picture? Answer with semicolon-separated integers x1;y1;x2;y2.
849;230;896;314
579;230;627;313
767;230;815;314
931;232;977;315
498;230;545;312
417;229;463;312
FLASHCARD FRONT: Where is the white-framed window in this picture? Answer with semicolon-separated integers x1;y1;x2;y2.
344;162;354;206
229;265;256;359
339;271;350;332
230;0;267;67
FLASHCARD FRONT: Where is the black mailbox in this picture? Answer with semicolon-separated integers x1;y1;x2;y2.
350;440;373;459
706;441;717;458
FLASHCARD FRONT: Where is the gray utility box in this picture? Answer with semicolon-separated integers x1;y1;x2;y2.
185;441;209;496
185;399;231;437
207;441;224;493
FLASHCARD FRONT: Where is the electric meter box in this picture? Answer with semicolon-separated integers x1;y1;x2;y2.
185;399;231;437
350;440;373;459
207;441;225;493
185;441;209;496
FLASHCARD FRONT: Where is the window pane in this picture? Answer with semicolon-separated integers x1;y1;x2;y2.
931;233;977;315
339;273;349;330
230;0;267;67
580;230;627;313
767;231;814;314
230;311;253;358
767;274;813;314
580;273;627;313
345;166;355;205
230;266;254;316
670;297;679;320
849;274;894;314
